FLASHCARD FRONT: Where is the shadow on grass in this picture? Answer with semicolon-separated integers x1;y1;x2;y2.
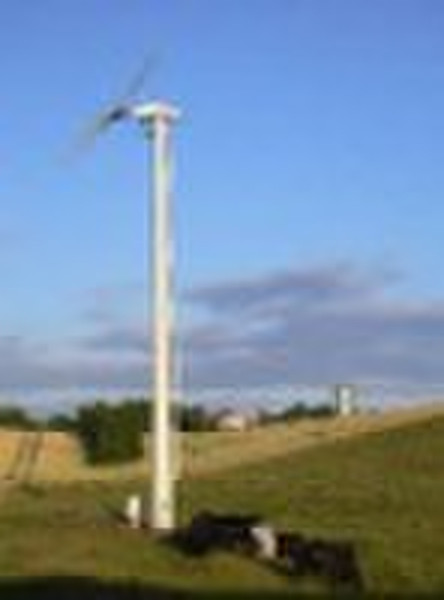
0;577;442;599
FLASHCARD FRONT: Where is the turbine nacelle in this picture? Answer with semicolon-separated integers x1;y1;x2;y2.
110;101;181;124
89;102;180;143
131;101;181;123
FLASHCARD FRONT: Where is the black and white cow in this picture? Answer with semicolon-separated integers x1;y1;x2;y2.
274;531;364;590
171;511;262;556
171;511;364;590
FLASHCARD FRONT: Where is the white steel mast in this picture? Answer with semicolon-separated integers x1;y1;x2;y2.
132;102;180;532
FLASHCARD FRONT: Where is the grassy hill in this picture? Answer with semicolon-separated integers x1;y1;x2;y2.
1;401;444;484
0;409;443;596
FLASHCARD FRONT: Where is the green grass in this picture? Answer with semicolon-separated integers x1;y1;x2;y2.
1;415;444;597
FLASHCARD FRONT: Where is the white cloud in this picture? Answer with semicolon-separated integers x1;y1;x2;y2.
182;263;444;389
3;263;444;410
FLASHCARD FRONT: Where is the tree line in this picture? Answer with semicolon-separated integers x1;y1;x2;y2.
0;398;335;465
0;400;220;466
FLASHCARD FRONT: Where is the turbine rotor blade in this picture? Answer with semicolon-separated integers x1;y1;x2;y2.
61;105;128;162
61;51;157;163
117;52;158;105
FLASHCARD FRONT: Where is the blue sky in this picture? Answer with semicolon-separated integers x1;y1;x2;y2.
1;1;444;411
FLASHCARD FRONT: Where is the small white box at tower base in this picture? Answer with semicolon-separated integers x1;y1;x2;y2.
125;494;142;529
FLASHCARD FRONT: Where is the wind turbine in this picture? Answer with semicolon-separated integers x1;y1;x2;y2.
74;64;180;533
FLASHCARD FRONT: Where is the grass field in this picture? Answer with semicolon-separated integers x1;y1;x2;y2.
0;408;444;597
1;402;444;483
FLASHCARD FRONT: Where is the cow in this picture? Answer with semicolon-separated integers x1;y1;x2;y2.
275;531;364;590
170;511;364;591
171;511;262;556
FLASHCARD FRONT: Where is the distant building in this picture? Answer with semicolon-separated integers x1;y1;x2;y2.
215;409;256;432
333;384;359;416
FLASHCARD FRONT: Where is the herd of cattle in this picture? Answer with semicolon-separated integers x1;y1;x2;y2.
168;511;364;591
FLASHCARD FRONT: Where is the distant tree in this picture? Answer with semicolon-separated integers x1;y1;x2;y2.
280;401;309;421
274;401;335;423
45;413;77;432
0;406;37;430
73;396;219;466
76;401;144;465
256;409;274;426
178;403;215;432
309;403;335;419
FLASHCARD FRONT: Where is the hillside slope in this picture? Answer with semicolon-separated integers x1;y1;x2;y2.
1;401;444;484
0;407;443;593
181;413;444;592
